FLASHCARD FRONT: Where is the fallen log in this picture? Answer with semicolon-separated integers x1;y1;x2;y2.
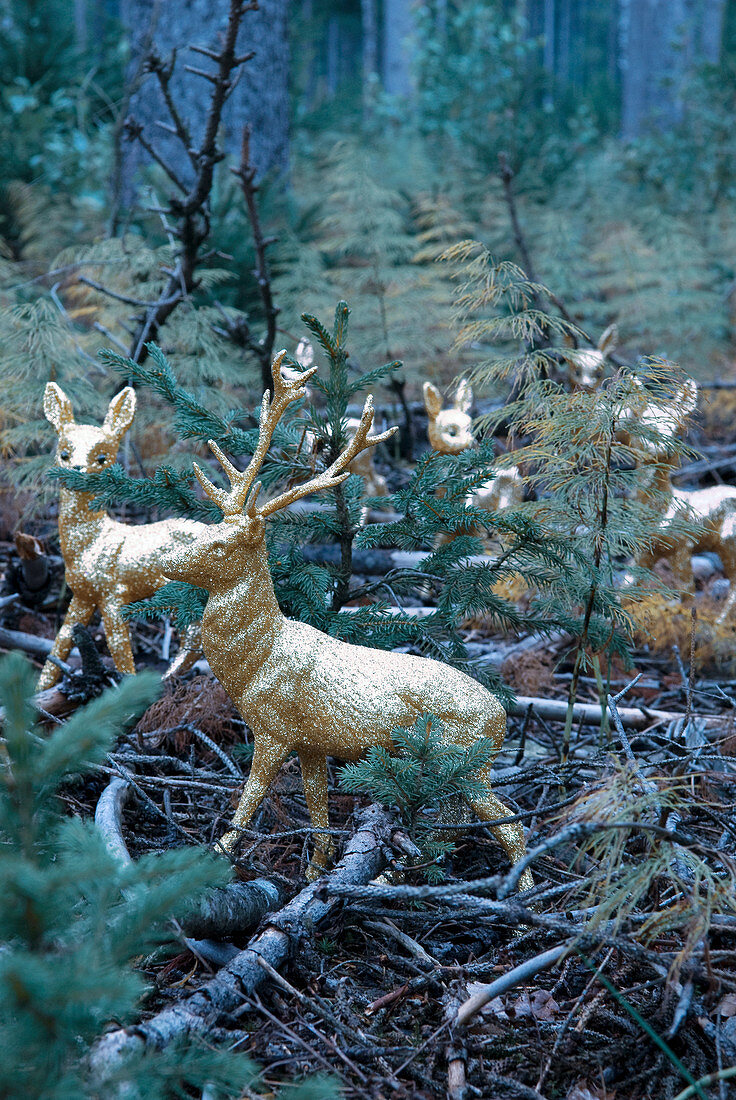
88;803;394;1077
93;777;285;940
0;625;54;659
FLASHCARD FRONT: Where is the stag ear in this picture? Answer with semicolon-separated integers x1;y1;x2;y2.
43;382;75;433
103;387;136;439
597;323;618;357
423;381;443;419
454;379;473;414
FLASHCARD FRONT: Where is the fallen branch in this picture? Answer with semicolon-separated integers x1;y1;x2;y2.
93;777;285;939
455;944;568;1025
88;803;394;1076
0;625;54;659
95;777;133;864
507;694;726;731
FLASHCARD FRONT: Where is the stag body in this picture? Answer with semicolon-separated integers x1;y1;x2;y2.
39;383;204;689
161;355;532;886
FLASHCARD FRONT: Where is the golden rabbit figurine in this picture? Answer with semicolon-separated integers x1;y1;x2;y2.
160;354;533;887
39;383;206;689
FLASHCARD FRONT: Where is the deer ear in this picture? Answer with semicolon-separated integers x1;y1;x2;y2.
423;382;443;419
103;387;136;438
43;382;75;432
597;323;618;356
454;379;473;414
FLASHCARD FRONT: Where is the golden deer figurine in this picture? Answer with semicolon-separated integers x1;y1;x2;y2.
39;383;206;690
562;323;618;391
627;377;736;619
160;356;533;887
422;379;524;515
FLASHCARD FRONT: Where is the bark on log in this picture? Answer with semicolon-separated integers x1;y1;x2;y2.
88;804;394;1075
182;880;285;940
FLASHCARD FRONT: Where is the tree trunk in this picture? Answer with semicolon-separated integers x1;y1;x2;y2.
620;0;724;138
74;0;88;52
361;0;379;108
700;0;727;61
118;0;288;207
382;0;415;96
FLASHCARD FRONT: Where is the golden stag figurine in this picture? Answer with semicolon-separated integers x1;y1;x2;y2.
160;356;533;887
39;382;206;689
422;379;524;514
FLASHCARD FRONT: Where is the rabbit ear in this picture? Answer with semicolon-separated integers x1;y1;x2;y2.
102;387;136;439
454;379;473;414
597;323;618;356
43;383;75;432
423;381;443;419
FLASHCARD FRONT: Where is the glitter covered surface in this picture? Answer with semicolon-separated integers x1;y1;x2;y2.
160;355;532;886
38;383;206;689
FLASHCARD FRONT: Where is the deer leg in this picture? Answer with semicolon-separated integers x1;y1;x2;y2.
163;621;202;680
300;752;334;882
37;593;95;690
100;600;136;676
218;738;290;854
467;772;534;893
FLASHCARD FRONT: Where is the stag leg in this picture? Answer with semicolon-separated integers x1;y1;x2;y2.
467;773;534;893
100;601;136;675
218;738;290;854
37;593;95;690
300;752;334;882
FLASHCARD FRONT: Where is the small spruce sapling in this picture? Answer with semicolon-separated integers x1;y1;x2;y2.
339;713;499;881
441;240;698;750
0;652;259;1099
59;300;579;696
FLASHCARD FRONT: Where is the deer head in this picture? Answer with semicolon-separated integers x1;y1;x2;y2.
44;382;136;476
423;379;475;455
161;352;397;588
563;323;618;390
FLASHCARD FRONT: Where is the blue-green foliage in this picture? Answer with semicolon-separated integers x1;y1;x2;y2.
339;712;497;879
0;652;340;1098
0;653;252;1096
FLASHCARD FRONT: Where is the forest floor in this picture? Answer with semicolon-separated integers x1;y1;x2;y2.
3;402;736;1099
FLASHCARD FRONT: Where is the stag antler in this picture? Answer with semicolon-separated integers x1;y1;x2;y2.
260;395;397;517
192;349;318;516
195;385;397;520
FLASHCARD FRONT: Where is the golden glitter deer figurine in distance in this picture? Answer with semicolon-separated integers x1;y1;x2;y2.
160;355;533;886
39;382;206;689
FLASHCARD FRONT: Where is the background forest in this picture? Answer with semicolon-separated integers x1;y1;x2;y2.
2;2;736;1100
